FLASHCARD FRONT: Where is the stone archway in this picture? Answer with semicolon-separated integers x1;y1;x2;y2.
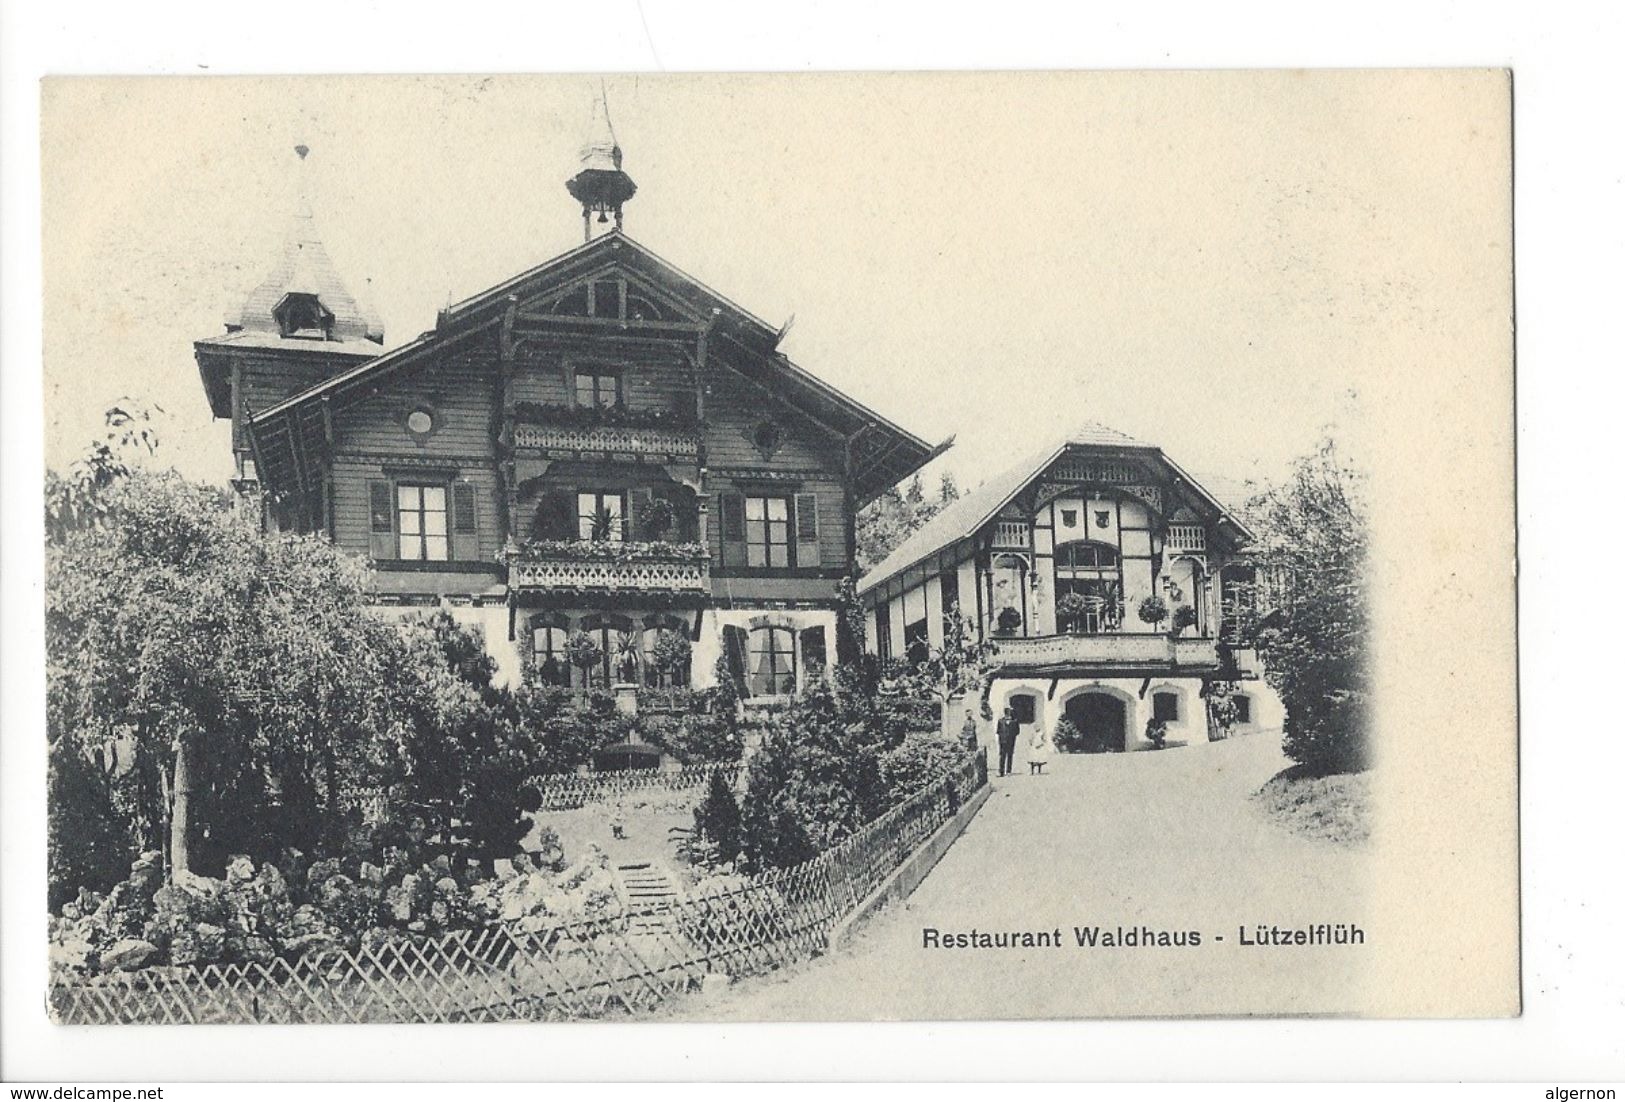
1061;690;1130;753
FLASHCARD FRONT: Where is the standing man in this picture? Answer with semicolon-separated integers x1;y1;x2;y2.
996;705;1019;777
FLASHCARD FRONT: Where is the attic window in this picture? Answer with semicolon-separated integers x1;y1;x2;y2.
590;279;623;319
274;292;334;340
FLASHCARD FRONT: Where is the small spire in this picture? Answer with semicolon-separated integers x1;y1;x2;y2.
292;143;314;220
566;84;637;242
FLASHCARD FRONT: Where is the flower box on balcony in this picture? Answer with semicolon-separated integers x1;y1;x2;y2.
512;402;698;431
506;539;711;593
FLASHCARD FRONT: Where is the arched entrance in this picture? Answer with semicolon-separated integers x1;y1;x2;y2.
1062;691;1128;753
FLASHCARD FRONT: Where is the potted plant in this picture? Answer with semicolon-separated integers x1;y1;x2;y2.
564;631;604;684
613;631;641;684
995;606;1023;636
1169;604;1198;638
640;496;677;541
1054;592;1090;634
588;504;618;542
1137;595;1169;631
650;628;691;687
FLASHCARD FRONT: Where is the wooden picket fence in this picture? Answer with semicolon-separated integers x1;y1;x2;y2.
49;751;987;1024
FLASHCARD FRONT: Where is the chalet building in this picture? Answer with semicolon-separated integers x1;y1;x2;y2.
195;118;939;701
858;426;1286;753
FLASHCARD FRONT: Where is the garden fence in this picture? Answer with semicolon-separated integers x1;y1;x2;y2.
50;750;987;1024
530;763;740;811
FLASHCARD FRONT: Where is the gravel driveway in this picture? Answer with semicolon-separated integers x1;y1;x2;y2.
679;730;1372;1020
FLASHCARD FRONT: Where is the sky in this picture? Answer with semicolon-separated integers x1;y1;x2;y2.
40;71;1494;498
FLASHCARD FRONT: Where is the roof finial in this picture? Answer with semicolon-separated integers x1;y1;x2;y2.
566;84;637;242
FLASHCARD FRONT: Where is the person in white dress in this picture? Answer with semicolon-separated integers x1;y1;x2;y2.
1027;725;1052;775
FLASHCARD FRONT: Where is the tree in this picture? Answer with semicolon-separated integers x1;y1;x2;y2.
1246;439;1370;773
47;466;434;881
911;604;997;731
692;769;743;865
44;402;160;541
737;680;890;868
855;471;964;571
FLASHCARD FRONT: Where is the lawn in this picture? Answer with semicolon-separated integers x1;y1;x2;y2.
524;791;701;872
1251;764;1373;847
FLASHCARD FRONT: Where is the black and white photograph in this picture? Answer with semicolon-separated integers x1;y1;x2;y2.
10;6;1616;1083
31;69;1514;1027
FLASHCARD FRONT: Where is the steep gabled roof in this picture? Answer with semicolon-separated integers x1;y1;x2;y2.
857;423;1256;596
245;230;942;506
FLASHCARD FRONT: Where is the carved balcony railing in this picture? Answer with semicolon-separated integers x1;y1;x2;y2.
510;403;700;461
988;632;1221;671
991;519;1031;550
511;421;700;461
506;540;711;594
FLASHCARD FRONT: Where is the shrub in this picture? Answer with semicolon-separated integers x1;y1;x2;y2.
1145;718;1169;750
1052;718;1088;754
879;732;963;802
995;606;1023;634
736;681;889;869
48;740;134;912
692;770;743;866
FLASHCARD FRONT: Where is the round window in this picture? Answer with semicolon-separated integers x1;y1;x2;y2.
752;420;782;454
406;408;434;435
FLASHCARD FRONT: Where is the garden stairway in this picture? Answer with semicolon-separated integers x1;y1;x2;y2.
616;862;682;932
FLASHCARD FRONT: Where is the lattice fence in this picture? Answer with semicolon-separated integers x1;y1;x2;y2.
51;752;987;1024
531;763;741;811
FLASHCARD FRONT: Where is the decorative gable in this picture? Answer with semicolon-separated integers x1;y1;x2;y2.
517;264;706;327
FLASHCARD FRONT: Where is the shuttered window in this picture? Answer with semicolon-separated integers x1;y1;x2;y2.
793;492;820;567
745;495;792;568
721;624;751;698
368;480;396;560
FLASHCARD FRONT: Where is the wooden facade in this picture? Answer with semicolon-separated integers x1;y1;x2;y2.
858;431;1284;752
197;229;939;697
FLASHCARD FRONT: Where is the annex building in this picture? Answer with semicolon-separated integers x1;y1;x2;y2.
195;109;940;703
858;427;1286;752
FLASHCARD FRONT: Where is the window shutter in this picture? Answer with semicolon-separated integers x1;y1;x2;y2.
799;625;828;681
720;492;747;566
368;480;396;560
722;624;751;698
628;487;654;541
451;482;478;561
793;492;821;567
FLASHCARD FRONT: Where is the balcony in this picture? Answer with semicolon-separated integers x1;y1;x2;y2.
988;632;1221;672
511;403;700;462
506;540;710;594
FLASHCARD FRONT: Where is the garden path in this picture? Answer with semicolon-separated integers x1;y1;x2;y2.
678;730;1372;1020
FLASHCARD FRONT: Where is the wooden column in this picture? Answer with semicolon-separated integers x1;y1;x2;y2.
692;311;718;549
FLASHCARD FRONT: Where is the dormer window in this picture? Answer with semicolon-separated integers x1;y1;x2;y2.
273;292;334;340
